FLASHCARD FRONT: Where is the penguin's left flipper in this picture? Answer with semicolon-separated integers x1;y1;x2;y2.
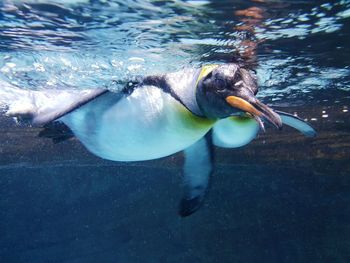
6;89;109;126
276;110;317;137
32;89;109;125
179;132;213;217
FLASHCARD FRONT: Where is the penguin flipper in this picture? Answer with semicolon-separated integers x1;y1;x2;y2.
179;132;213;217
32;89;109;125
212;116;259;148
276;110;317;137
6;89;108;126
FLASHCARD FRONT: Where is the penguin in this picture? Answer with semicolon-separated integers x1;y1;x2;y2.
4;63;316;216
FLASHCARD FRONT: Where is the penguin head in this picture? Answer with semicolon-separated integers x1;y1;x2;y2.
196;63;282;129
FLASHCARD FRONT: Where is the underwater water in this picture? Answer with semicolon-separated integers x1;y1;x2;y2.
0;0;349;262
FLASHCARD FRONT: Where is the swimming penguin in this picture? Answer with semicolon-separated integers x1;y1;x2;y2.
4;63;316;216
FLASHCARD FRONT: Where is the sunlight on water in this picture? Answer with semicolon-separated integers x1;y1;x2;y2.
0;52;166;90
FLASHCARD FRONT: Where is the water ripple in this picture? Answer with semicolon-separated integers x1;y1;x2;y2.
0;0;349;105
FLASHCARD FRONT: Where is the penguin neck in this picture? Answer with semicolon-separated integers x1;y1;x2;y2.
161;68;201;117
164;65;218;118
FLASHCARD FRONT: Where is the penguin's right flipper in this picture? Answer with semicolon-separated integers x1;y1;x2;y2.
179;132;213;217
276;110;316;137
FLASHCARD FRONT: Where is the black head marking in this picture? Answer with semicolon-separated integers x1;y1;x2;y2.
196;63;258;118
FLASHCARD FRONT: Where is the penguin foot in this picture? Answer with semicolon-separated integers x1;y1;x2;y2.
178;195;204;217
39;122;74;144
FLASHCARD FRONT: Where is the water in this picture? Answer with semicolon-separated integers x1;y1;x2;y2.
0;0;349;262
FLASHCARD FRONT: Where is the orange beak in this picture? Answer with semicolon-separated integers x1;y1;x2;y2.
225;95;282;129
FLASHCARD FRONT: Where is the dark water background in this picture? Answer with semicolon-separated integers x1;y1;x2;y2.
0;0;349;262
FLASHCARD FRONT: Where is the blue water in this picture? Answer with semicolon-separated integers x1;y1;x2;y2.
0;0;349;262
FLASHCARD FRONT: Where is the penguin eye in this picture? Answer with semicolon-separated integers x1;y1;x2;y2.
215;78;225;87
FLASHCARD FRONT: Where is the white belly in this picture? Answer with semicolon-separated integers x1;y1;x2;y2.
61;86;214;161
